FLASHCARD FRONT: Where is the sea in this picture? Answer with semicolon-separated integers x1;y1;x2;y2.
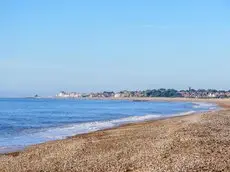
0;98;217;153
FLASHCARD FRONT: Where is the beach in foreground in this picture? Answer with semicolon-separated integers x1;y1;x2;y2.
0;98;230;172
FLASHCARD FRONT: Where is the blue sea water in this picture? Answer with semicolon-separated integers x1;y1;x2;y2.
0;98;217;152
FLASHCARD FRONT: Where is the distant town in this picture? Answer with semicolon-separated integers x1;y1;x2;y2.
56;88;230;99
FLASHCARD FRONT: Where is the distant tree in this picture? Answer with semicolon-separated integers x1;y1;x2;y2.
208;89;217;93
190;89;196;92
198;89;206;92
142;89;182;97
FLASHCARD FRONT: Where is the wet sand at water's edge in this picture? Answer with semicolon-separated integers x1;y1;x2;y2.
0;98;230;172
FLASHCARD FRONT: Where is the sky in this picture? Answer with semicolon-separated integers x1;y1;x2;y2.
0;0;230;97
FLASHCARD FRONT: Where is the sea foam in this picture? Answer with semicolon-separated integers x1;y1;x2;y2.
0;100;218;153
7;111;197;145
192;102;217;110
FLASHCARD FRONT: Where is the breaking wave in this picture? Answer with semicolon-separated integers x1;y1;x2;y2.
192;102;218;110
0;100;218;153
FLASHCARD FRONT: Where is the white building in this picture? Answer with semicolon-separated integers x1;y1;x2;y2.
208;93;216;98
114;93;121;98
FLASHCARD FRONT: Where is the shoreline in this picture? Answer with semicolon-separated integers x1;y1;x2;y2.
0;98;218;154
0;110;199;155
1;98;230;171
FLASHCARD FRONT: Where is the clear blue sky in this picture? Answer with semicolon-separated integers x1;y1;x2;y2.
0;0;230;97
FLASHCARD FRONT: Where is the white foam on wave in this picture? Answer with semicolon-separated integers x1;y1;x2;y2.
192;102;217;110
0;104;216;153
26;111;198;141
0;115;162;153
34;114;162;140
172;110;196;116
1;114;163;149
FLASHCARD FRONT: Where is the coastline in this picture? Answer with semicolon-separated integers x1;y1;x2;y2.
55;96;230;108
0;98;218;154
0;98;230;171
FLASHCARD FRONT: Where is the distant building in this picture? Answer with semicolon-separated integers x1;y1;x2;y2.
56;91;66;97
55;89;230;99
208;93;216;98
114;93;121;98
